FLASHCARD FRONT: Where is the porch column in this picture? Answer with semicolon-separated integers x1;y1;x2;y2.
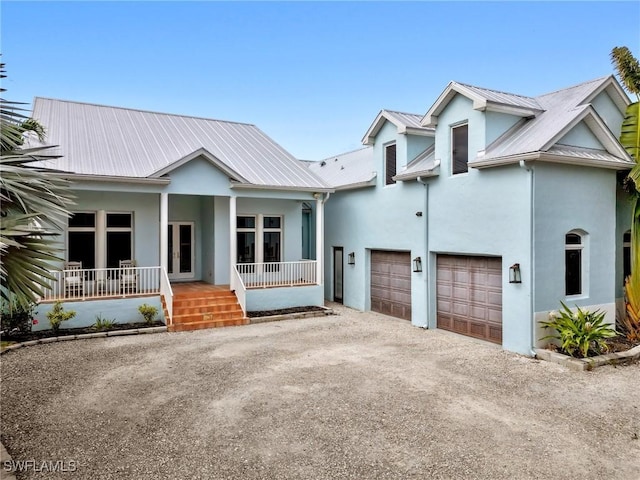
229;196;237;284
316;196;324;285
160;192;168;274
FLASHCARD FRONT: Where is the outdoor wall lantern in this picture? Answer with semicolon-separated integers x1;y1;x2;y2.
509;263;522;284
413;256;422;273
348;252;355;265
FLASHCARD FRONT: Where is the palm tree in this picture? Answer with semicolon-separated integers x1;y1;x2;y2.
610;46;640;339
0;63;73;306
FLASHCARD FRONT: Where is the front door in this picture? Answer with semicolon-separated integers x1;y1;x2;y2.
168;222;195;280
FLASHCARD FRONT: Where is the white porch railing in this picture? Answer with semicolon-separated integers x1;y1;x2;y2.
41;266;162;302
235;260;318;289
159;268;174;326
231;266;247;316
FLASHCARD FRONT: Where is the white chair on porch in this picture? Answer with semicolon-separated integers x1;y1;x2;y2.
64;261;83;297
119;259;138;294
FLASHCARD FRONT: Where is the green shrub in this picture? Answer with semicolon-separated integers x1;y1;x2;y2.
540;302;616;358
46;301;76;334
93;314;117;331
138;303;158;325
0;299;37;336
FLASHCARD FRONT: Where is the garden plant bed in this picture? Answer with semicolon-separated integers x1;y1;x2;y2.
247;305;329;318
1;320;166;345
536;335;640;371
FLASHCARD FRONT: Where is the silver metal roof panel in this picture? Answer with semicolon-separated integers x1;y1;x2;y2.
32;98;330;190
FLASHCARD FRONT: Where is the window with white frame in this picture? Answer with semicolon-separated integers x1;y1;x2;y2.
106;213;133;268
623;230;631;282
68;212;96;269
565;231;585;296
236;214;282;264
67;211;133;269
385;143;396;185
452;123;469;175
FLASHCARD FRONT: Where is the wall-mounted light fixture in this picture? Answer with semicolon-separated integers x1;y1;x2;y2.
416;211;423;217
348;252;355;265
413;256;422;273
509;263;522;284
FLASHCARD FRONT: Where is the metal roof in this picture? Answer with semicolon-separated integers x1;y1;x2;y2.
307;147;376;189
362;109;434;145
479;76;632;164
31;98;330;190
394;145;439;181
455;82;543;111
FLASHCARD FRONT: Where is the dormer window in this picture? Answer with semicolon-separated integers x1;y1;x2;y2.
385;143;396;185
452;123;469;175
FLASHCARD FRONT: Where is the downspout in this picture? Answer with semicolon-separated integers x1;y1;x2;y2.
417;176;429;328
519;160;537;356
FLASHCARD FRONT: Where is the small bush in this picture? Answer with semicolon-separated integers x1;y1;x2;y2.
540;302;616;358
138;303;158;325
0;300;37;336
46;301;76;334
93;314;117;331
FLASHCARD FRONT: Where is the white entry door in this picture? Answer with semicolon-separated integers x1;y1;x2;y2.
168;222;195;280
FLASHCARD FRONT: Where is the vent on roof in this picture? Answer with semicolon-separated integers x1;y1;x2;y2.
320;161;326;167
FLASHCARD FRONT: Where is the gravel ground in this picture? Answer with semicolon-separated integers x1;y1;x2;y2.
1;303;639;480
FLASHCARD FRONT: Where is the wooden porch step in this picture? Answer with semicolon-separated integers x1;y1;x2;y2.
168;317;249;332
168;283;247;332
172;297;239;308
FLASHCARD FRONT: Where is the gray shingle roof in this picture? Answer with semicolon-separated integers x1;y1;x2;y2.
32;98;330;189
307;147;375;189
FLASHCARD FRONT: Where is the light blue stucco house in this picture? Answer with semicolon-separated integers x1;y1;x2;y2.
30;98;332;330
309;75;634;355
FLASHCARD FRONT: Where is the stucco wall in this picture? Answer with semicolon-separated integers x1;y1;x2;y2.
34;296;165;331
532;163;618;342
245;285;324;311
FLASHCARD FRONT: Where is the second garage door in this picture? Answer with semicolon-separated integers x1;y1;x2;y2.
371;250;411;320
436;255;502;344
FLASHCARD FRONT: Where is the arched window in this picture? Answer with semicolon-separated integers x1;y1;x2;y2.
565;232;584;296
623;230;631;281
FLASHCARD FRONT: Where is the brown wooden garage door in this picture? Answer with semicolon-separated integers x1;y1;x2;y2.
436;255;502;344
371;250;411;320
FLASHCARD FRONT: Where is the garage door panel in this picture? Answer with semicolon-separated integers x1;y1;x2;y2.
371;251;412;321
437;255;503;344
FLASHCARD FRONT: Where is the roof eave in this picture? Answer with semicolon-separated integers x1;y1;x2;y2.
149;148;248;182
230;182;334;193
333;177;377;191
61;173;171;185
471;152;633;171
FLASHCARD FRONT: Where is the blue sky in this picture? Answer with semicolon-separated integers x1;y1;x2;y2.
2;1;639;160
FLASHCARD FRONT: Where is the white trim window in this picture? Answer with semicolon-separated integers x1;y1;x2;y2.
106;213;133;268
67;212;96;269
451;123;469;175
67;211;133;269
384;143;396;185
236;214;282;265
565;231;586;296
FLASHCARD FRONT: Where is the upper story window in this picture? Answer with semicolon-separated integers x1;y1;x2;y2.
623;230;631;282
565;231;585;296
452;123;469;175
385;143;396;185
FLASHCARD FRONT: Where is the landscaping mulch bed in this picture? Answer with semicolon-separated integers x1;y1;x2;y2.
1;321;165;343
545;334;640;357
247;305;327;318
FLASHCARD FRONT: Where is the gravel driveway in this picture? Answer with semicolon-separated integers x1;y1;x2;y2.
1;304;639;480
